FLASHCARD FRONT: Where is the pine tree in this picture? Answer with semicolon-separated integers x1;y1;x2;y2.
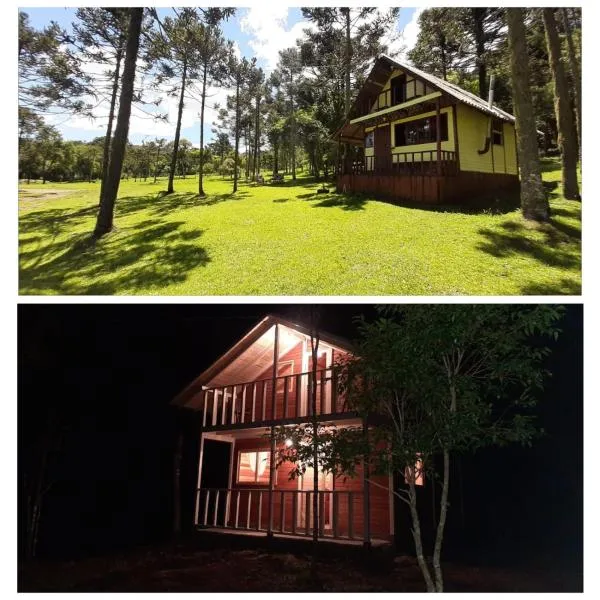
506;8;550;221
94;8;144;237
542;8;580;200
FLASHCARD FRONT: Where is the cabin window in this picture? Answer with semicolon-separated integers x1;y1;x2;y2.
394;113;449;147
365;131;374;148
492;119;503;145
390;75;406;105
237;450;271;484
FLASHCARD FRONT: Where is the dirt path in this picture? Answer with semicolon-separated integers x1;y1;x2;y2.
19;188;81;211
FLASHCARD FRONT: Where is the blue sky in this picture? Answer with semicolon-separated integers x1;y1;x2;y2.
23;7;421;145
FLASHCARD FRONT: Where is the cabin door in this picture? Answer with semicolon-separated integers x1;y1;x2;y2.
374;126;392;173
300;349;329;415
298;468;333;531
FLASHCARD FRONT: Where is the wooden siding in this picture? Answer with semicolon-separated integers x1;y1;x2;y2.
337;170;519;205
338;173;444;204
225;437;392;540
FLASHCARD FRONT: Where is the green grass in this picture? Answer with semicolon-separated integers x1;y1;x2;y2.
18;160;581;295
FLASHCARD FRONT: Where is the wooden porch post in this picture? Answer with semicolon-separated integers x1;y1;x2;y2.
435;97;442;176
194;432;205;527
267;323;279;537
362;418;371;548
452;103;460;174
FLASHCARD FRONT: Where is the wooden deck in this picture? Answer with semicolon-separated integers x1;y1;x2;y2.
198;526;392;548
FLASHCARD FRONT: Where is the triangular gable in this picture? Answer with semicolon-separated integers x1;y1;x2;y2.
172;314;353;409
333;54;515;142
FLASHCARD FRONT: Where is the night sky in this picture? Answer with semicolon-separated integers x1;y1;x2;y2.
18;304;582;568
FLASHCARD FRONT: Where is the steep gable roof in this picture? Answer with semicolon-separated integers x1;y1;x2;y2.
172;314;353;408
380;55;515;123
333;54;515;142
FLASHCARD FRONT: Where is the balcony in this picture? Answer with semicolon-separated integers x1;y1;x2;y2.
344;150;458;177
197;487;370;543
198;366;350;429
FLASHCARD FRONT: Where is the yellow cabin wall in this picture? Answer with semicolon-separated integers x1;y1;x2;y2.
503;122;518;175
456;103;518;175
370;69;428;112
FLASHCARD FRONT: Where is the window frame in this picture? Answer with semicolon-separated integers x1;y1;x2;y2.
394;113;449;148
365;131;374;148
236;449;272;485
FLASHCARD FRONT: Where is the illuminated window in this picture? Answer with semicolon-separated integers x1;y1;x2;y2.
404;456;424;486
237;450;271;484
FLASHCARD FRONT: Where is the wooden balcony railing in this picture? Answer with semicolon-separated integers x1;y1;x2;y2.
199;367;348;429
197;487;365;541
347;150;457;176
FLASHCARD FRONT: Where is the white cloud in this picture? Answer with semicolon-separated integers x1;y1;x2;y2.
240;7;314;72
398;7;425;61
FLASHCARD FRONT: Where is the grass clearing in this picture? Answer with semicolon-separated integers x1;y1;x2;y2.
18;159;581;295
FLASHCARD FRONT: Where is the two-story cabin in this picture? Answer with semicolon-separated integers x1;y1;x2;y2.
172;315;395;547
335;54;520;204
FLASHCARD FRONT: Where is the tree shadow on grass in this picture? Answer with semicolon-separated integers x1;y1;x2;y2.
20;219;210;295
297;191;367;211
477;218;581;294
116;190;249;219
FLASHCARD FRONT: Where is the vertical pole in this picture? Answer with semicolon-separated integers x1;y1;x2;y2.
362;418;371;548
194;433;205;526
202;390;208;427
436;97;442;177
267;324;279;537
225;439;235;526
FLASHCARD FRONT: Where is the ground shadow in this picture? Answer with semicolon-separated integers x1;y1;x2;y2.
20;217;209;295
296;191;367;211
476;219;581;294
116;190;249;218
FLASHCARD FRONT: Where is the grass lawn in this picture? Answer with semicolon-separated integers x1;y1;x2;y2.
18;159;581;295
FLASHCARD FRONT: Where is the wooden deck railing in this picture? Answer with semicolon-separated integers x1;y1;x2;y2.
197;487;365;541
349;150;457;176
199;367;348;429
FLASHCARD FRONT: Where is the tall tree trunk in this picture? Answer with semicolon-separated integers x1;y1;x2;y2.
94;8;143;237
542;8;580;200
433;449;450;591
198;61;208;196
233;74;240;193
173;431;183;537
561;8;582;160
254;91;261;178
506;8;550;221
245;126;250;180
407;480;435;592
290;76;296;181
472;8;487;98
273;138;279;175
440;35;447;81
99;45;123;206
344;7;351;116
167;57;188;194
153;142;161;183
